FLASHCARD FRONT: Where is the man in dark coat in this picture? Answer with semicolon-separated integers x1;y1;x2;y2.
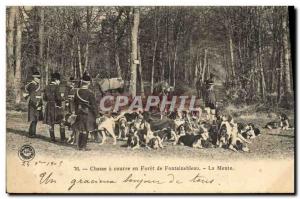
205;81;216;108
73;73;99;150
43;72;65;142
204;74;216;121
25;71;43;138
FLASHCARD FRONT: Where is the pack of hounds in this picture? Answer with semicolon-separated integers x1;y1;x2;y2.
65;109;293;152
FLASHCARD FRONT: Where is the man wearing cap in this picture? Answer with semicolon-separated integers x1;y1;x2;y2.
43;72;65;142
73;73;99;150
25;71;43;138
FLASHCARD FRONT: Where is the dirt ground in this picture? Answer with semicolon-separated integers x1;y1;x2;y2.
6;110;294;161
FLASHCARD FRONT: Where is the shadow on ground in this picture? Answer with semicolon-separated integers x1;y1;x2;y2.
6;128;74;148
267;133;295;139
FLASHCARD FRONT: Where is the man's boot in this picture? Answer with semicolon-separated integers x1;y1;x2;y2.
28;121;37;138
49;127;56;142
60;125;66;143
77;133;83;150
82;133;91;151
72;130;77;145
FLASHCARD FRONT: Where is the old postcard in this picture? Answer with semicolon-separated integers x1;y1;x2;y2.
6;6;295;194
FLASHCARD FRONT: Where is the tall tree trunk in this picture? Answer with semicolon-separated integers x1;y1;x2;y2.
258;54;266;100
194;53;199;86
184;59;188;82
113;10;122;78
201;49;208;82
207;61;210;79
160;51;164;82
269;38;276;93
39;7;45;87
46;37;50;84
165;10;171;85
162;10;167;83
7;7;16;92
115;52;122;78
32;8;38;67
138;40;144;98
198;52;203;82
129;8;140;97
277;50;284;103
76;37;83;77
150;40;158;94
238;39;243;76
126;17;131;82
84;43;89;72
168;47;171;85
61;41;65;75
150;8;159;94
228;27;235;82
84;7;91;72
70;36;75;78
14;7;22;104
172;42;177;87
223;50;229;82
257;10;266;100
188;38;192;85
282;9;292;94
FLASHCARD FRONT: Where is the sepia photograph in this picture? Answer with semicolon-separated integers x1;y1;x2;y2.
5;5;295;194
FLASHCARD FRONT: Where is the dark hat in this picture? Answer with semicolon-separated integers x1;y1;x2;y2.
206;80;214;85
83;70;89;76
82;73;91;82
32;71;41;79
51;72;61;81
111;111;119;117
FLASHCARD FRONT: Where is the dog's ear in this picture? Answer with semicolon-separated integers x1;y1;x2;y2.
148;117;154;122
247;123;254;128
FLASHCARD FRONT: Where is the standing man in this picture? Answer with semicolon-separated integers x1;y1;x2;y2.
43;72;65;142
25;71;43;138
73;73;99;150
204;74;216;121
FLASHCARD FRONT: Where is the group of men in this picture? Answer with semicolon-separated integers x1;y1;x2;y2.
25;70;219;151
25;71;97;151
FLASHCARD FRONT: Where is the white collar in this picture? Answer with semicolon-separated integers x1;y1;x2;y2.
81;85;89;89
32;80;39;84
50;81;58;85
